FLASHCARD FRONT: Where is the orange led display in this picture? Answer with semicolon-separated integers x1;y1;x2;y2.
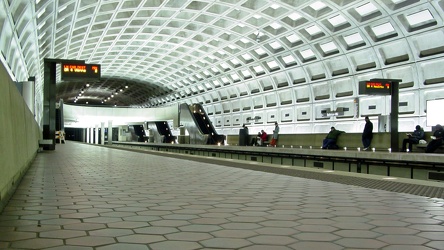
365;82;390;90
61;63;101;80
359;80;391;95
63;64;86;73
91;65;99;73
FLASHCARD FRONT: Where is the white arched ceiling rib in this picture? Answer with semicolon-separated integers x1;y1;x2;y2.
38;1;298;102
1;0;444;110
0;0;42;123
0;1;33;81
202;0;444;111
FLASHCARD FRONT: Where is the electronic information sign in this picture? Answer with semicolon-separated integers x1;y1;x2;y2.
358;80;391;95
61;63;101;80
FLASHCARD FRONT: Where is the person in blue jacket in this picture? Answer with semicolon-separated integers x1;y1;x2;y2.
401;125;424;152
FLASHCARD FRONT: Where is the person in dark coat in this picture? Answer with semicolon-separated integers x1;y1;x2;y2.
401;125;425;152
426;124;444;153
362;116;373;150
242;124;249;146
251;132;261;146
322;127;344;149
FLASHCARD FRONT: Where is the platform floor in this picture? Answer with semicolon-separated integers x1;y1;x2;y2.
1;142;443;250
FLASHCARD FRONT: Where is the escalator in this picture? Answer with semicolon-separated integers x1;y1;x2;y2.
179;103;225;145
147;121;176;143
128;124;145;142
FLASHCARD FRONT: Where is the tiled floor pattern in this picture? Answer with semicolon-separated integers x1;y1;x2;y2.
109;144;444;199
0;142;443;250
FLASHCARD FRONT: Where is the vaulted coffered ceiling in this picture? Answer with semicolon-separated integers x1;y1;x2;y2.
1;0;442;107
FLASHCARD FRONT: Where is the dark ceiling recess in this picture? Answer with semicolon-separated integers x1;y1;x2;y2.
56;77;173;107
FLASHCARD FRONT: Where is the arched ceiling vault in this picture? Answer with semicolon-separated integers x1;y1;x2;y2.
1;0;443;107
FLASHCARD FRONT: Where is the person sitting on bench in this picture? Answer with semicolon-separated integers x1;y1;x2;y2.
426;124;443;153
251;132;261;146
259;130;268;146
401;125;424;152
252;130;268;146
322;127;344;149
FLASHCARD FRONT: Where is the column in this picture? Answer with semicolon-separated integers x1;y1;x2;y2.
95;124;99;144
86;127;90;143
108;120;113;145
90;127;94;144
43;60;57;150
101;122;105;145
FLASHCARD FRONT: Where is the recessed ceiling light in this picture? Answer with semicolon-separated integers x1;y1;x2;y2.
310;1;327;10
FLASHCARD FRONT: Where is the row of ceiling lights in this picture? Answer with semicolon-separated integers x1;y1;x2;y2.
73;83;90;104
72;84;129;106
102;85;129;105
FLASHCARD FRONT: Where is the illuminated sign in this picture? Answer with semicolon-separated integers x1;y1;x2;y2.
61;63;101;80
359;80;391;95
366;81;390;90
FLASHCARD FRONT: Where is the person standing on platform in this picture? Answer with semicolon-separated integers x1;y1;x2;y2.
362;116;373;151
242;124;249;146
242;124;249;134
322;127;344;149
270;122;279;147
401;125;424;152
426;124;444;153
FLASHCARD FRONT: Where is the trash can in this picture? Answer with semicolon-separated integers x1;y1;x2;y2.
239;128;248;146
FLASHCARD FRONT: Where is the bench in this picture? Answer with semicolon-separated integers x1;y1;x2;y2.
38;139;53;151
262;135;271;146
227;132;442;152
415;143;444;152
39;139;53;146
409;133;444;153
246;135;271;147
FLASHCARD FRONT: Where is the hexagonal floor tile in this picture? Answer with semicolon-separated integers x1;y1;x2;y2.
149;241;202;250
66;236;116;247
200;238;251;249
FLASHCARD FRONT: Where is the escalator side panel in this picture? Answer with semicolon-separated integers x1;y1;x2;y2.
179;103;208;144
147;122;162;143
179;103;225;145
155;121;175;143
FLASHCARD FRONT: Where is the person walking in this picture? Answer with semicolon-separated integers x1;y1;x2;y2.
270;122;279;147
362;116;373;151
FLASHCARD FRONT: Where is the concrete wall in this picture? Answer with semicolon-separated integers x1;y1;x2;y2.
0;63;40;210
227;132;431;152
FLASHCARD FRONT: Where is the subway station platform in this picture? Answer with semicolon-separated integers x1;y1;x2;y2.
0;142;443;250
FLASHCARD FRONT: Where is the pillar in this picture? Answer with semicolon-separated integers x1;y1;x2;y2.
86;127;90;143
90;127;94;143
108;120;113;145
43;60;57;150
101;122;105;145
95;124;99;144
